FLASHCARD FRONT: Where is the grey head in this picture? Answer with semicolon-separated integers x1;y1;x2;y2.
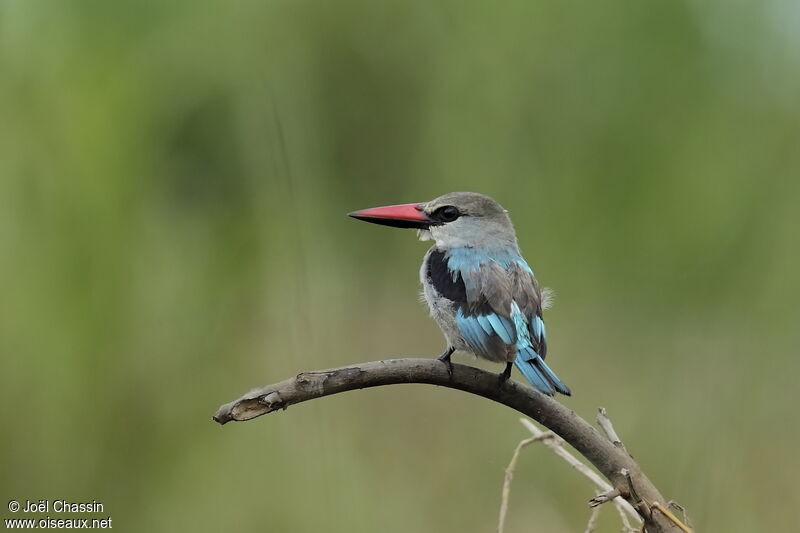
349;191;519;249
418;192;517;249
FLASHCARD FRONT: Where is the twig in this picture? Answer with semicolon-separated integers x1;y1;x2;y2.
519;419;642;527
214;358;687;533
584;504;602;533
497;431;555;533
589;488;621;507
614;500;641;533
597;407;627;453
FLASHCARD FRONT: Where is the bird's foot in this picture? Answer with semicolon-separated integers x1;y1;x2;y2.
498;362;513;386
437;347;455;378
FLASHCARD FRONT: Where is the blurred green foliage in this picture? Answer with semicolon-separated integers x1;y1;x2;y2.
2;1;799;531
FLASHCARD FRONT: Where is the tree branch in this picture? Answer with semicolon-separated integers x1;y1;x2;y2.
213;358;687;533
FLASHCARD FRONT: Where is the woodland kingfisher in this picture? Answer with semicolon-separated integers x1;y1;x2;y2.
349;192;571;396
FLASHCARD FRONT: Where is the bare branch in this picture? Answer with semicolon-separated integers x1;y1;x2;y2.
597;407;627;453
519;419;642;527
214;358;687;533
498;426;637;533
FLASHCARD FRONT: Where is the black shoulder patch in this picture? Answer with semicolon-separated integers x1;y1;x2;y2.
426;250;496;316
426;250;467;303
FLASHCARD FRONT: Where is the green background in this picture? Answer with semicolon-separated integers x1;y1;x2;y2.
2;1;798;531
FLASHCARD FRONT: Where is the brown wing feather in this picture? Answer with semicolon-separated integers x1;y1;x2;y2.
508;262;547;357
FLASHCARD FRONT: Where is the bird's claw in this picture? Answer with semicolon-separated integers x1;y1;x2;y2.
441;359;453;378
498;362;513;386
437;347;455;379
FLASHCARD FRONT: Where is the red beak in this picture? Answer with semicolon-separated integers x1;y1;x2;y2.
348;202;432;229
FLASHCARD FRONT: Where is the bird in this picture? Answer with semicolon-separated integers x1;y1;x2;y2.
348;192;571;396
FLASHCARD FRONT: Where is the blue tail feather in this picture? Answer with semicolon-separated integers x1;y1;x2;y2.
532;357;571;396
514;347;571;396
514;356;555;395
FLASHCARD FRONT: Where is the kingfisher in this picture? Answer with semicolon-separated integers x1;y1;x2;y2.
349;192;571;396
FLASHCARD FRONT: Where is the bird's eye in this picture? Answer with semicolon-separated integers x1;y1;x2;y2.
435;205;461;222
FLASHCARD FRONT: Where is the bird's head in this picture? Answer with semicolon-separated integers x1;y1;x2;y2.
349;192;516;248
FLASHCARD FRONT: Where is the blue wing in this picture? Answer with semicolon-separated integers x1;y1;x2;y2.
429;247;570;396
